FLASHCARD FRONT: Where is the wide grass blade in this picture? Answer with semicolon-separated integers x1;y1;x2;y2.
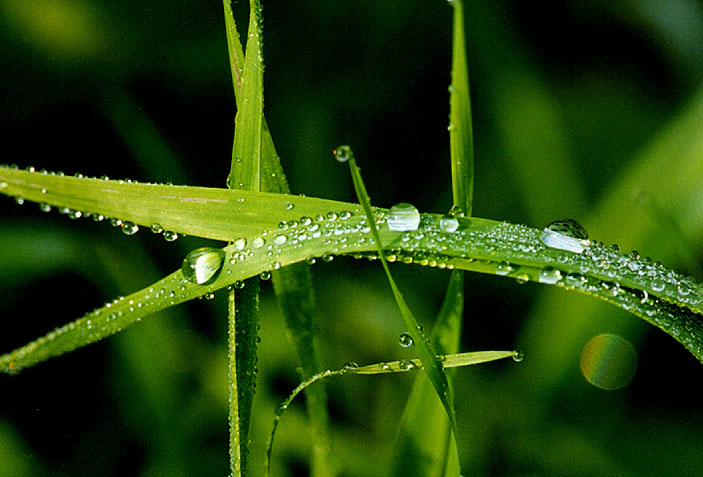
3;172;703;369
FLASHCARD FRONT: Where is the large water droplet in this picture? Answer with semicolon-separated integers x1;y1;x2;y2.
512;350;525;362
538;267;562;284
387;203;421;231
121;221;139;235
541;219;590;254
398;332;414;348
181;247;226;285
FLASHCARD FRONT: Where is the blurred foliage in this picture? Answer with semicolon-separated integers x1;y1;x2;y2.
2;0;703;475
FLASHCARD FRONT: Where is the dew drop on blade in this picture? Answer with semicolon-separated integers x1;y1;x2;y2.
181;247;226;285
333;145;353;163
387;203;421;231
541;219;590;254
398;332;414;348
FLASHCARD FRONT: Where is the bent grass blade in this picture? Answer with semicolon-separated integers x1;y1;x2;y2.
3;169;703;371
264;350;517;476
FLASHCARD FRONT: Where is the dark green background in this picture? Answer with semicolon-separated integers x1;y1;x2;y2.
2;1;703;475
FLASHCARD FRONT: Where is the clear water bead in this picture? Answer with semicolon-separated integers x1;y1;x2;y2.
541;219;590;254
333;145;353;163
387;203;421;231
181;247;226;285
439;214;459;233
399;332;414;348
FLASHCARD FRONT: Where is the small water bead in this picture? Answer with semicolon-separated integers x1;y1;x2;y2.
260;270;272;280
339;210;353;220
163;231;179;242
538;267;562;284
439;214;459;233
234;280;245;289
39;203;52;213
273;234;287;245
251;237;265;249
447;204;465;218
398;332;414;348
150;223;164;234
495;261;514;276
333;145;353;163
233;237;247;250
512;350;525;362
399;360;416;371
541;219;590;254
387;203;421;231
67;209;82;220
284;201;295;210
341;361;359;371
181;247;226;285
14;196;24;205
121;221;139;235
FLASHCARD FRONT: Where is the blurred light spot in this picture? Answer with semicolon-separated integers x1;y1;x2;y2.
1;0;109;60
580;334;637;390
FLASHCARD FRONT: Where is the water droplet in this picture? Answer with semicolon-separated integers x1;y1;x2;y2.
538;267;562;284
399;360;415;371
38;203;52;213
495;261;514;276
150;223;164;234
121;221;139;235
333;145;353;163
512;350;525;362
341;361;359;371
252;237;265;248
541;219;590;254
284;201;295;210
181;247;226;285
233;238;247;250
260;270;272;280
14;197;24;205
439;214;459;233
67;210;82;220
273;234;287;245
163;231;179;242
515;274;529;284
387;203;421;231
234;280;245;289
399;332;414;348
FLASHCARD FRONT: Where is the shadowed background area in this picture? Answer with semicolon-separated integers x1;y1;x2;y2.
2;1;703;475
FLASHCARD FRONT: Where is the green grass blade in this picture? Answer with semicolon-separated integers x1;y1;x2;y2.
223;0;287;194
448;0;474;216
227;0;263;192
266;350;514;475
392;2;476;472
343;149;460;449
225;2;265;473
3;170;703;369
391;270;464;477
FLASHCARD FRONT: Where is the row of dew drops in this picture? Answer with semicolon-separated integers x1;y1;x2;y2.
4;161;702;316
1;165;181;241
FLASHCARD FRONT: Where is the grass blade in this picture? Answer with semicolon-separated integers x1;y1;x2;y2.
448;0;474;216
391;270;464;477
266;350;515;475
342;147;460;453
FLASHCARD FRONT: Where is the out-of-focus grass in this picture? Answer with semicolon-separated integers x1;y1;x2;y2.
1;1;703;475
